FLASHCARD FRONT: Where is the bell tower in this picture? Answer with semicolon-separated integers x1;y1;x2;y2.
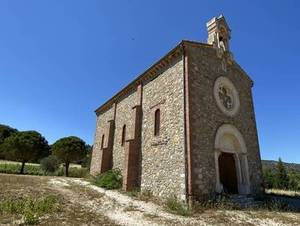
207;15;231;52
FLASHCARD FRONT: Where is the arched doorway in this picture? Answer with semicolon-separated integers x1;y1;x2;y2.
218;152;238;194
214;124;250;195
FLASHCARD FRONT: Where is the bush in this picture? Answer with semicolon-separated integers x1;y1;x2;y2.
165;196;191;216
68;167;89;178
93;169;122;190
81;153;91;169
40;156;60;173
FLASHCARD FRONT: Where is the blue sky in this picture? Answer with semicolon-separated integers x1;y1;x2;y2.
0;1;299;163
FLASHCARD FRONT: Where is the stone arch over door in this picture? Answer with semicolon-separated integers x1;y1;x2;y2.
214;124;250;194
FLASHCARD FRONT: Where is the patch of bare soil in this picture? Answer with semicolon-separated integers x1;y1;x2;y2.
1;173;300;226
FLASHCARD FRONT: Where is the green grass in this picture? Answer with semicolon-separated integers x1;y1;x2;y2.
165;196;192;216
0;162;88;178
93;169;122;190
0;195;60;225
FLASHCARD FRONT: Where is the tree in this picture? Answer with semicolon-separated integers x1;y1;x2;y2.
2;131;50;174
275;158;289;189
288;170;300;191
81;144;92;169
263;168;276;189
0;124;18;159
51;136;87;177
0;124;18;143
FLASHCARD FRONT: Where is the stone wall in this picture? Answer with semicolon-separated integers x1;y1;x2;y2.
113;90;138;173
90;105;115;176
91;55;186;200
186;44;263;199
141;56;186;200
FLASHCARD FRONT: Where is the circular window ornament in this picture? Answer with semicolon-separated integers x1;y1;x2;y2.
214;77;240;116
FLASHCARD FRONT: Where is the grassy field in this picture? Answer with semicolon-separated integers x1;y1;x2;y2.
0;174;117;225
0;160;88;178
0;173;300;226
0;160;82;168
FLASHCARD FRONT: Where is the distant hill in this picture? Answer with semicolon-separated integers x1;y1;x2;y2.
262;160;300;173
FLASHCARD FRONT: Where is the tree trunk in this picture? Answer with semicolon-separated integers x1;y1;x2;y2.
20;162;25;174
65;162;69;177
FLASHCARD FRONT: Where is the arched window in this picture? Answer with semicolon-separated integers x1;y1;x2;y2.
154;109;160;136
121;125;126;146
101;134;105;149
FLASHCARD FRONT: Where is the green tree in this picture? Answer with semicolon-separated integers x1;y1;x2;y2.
288;170;300;191
51;136;87;177
81;144;92;169
263;168;276;189
2;131;50;174
0;124;18;159
275;158;289;189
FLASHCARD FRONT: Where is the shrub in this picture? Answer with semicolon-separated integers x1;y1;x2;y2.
40;156;60;173
93;169;122;189
68;167;89;178
81;144;92;169
165;196;191;216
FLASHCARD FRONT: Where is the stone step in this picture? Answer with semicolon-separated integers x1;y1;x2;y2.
227;195;263;208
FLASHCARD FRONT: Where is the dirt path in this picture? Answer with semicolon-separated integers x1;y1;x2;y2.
47;177;300;226
47;177;202;226
1;174;300;226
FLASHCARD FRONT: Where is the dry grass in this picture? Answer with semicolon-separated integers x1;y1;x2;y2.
0;174;117;226
0;160;39;166
265;189;300;197
1;173;300;226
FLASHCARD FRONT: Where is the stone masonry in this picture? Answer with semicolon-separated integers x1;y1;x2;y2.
90;15;264;202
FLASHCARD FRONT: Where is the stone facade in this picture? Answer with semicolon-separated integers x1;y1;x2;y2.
186;43;263;199
141;57;186;199
90;15;264;202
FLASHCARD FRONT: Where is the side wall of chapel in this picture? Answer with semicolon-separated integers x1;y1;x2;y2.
91;55;187;200
141;56;186;199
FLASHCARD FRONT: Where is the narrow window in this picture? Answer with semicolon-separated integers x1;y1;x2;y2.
101;134;105;149
121;125;126;146
154;109;160;136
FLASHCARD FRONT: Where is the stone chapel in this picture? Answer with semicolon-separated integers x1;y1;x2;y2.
90;15;264;202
